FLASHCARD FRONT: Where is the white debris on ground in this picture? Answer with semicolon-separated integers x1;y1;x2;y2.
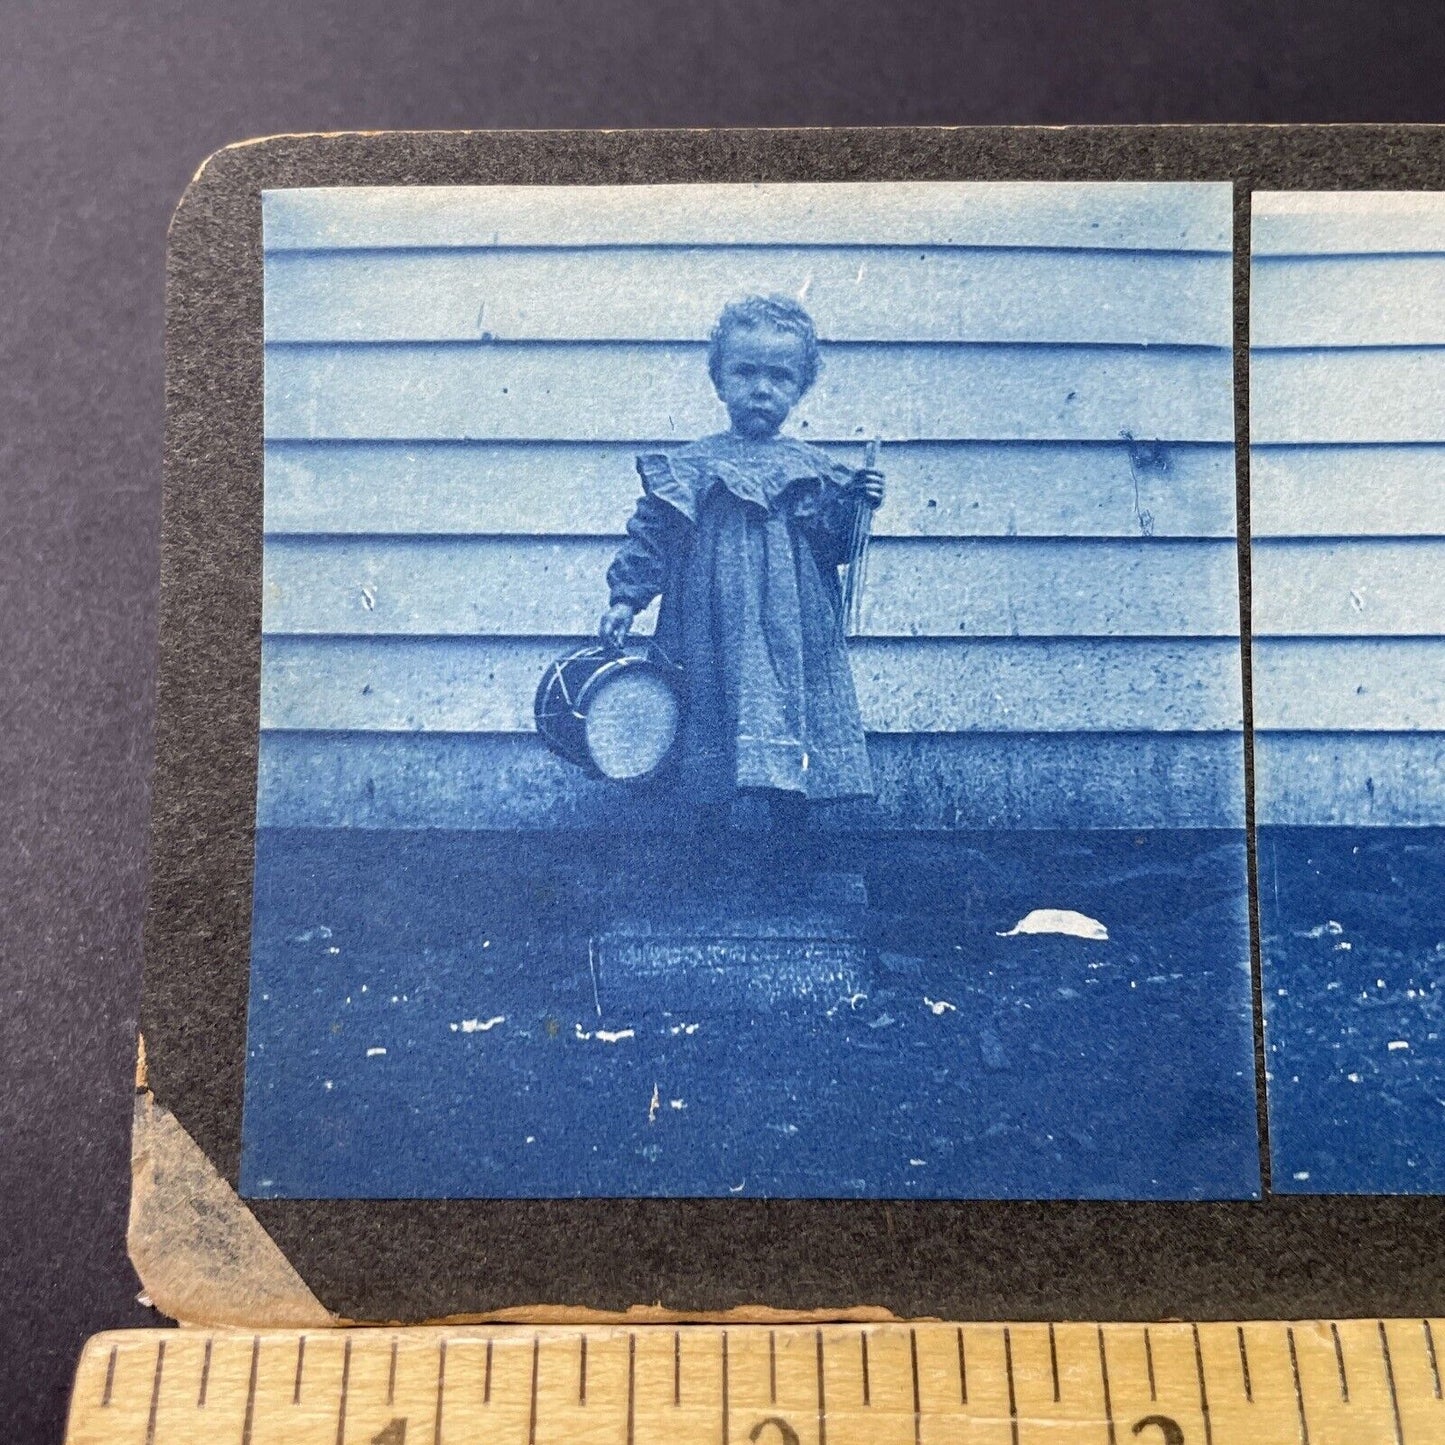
450;1016;505;1033
668;1022;700;1036
365;1047;387;1058
997;908;1109;941
648;1083;661;1124
575;1024;635;1043
923;997;957;1015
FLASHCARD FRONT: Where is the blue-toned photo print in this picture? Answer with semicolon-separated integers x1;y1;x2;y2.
242;181;1261;1200
1253;191;1445;1195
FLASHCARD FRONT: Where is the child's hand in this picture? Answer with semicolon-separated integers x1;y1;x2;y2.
599;602;635;651
850;468;885;509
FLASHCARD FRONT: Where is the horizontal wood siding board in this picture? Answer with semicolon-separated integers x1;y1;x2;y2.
1254;732;1445;825
1252;191;1445;257
264;341;1236;443
255;730;1246;830
1250;444;1445;536
259;635;1245;734
1251;254;1445;347
264;439;1237;539
263;182;1233;253
264;247;1231;346
1250;538;1445;635
1252;638;1445;729
261;535;1243;638
1250;348;1445;444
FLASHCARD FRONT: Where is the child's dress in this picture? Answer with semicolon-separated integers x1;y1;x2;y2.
605;431;874;804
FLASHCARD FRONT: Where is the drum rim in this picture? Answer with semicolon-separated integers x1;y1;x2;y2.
572;650;681;716
533;644;684;783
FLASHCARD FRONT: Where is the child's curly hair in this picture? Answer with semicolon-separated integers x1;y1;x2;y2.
707;294;822;394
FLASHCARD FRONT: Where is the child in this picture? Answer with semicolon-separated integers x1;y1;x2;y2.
599;294;884;845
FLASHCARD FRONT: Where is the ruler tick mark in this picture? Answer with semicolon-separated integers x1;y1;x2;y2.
1097;1328;1117;1445
860;1332;870;1406
433;1339;447;1445
580;1334;588;1405
1048;1322;1060;1403
1331;1322;1349;1402
1238;1326;1253;1403
294;1336;307;1405
527;1336;539;1445
244;1336;261;1445
816;1330;827;1445
484;1339;493;1404
722;1329;734;1445
1287;1327;1309;1445
1424;1320;1441;1400
1144;1325;1157;1402
1380;1321;1405;1445
957;1326;968;1404
627;1333;636;1445
102;1345;117;1407
1192;1323;1214;1445
673;1331;680;1407
387;1338;397;1407
910;1328;922;1445
1003;1328;1019;1445
770;1329;777;1405
144;1340;165;1445
335;1336;350;1445
198;1339;212;1408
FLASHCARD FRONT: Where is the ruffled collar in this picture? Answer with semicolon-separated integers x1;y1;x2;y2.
636;433;853;522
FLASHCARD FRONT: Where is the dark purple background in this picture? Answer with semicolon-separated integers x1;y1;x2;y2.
4;1;1444;1438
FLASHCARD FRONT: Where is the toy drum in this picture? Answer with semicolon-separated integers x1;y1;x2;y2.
534;645;683;782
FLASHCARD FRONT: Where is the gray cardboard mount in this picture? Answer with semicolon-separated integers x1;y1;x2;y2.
142;125;1445;1327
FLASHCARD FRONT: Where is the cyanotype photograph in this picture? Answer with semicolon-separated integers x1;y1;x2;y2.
1252;191;1445;1194
242;181;1260;1200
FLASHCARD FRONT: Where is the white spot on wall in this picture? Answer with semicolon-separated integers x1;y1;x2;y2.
452;1016;506;1033
1388;1040;1410;1051
366;1047;387;1058
648;1083;660;1125
924;997;957;1015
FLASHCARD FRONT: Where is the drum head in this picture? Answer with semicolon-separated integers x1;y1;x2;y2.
581;664;681;780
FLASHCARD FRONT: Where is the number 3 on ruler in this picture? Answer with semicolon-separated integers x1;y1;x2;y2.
371;1421;407;1445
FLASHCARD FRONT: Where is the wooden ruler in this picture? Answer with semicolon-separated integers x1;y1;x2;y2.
65;1321;1445;1444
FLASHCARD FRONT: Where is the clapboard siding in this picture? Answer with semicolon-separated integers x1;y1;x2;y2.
264;247;1231;346
256;731;1246;831
1252;255;1445;347
262;536;1242;638
1252;639;1445;730
1251;445;1445;536
1251;539;1445;635
1253;192;1445;257
263;183;1234;253
265;439;1237;538
262;182;1241;830
1254;733;1445;826
260;635;1244;734
1251;348;1445;445
1250;192;1445;827
265;342;1235;444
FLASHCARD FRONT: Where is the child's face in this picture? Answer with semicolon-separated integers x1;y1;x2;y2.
714;323;809;439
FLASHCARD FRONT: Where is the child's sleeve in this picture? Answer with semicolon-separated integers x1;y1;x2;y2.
606;489;679;612
794;468;864;570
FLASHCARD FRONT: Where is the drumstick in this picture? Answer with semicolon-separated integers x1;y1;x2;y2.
843;438;880;636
